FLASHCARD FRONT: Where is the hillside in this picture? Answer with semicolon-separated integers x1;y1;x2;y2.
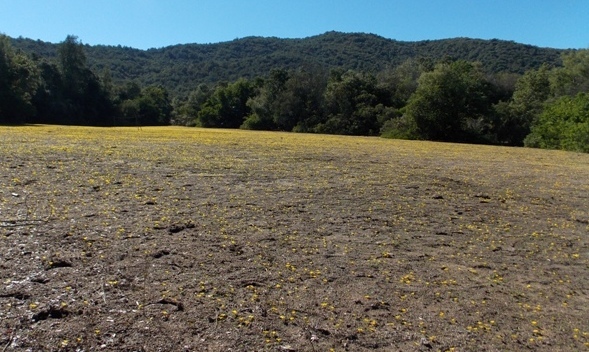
11;31;566;97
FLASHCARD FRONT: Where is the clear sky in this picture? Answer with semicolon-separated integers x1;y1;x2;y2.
0;0;587;50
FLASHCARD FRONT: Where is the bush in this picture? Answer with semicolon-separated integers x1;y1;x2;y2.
524;93;589;152
240;114;276;130
380;116;419;140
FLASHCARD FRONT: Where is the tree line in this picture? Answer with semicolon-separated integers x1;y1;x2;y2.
11;32;564;98
1;34;588;152
174;50;589;151
1;35;171;126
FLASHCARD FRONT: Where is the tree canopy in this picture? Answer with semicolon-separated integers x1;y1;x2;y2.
524;93;589;152
2;33;588;152
0;35;40;124
402;61;492;142
10;32;566;98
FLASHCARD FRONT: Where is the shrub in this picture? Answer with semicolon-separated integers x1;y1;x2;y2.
525;93;589;152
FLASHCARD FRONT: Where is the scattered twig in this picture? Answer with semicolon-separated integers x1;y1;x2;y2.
0;219;47;228
144;298;184;312
22;193;29;222
2;331;14;352
101;283;107;304
308;338;316;352
157;298;184;311
214;309;220;330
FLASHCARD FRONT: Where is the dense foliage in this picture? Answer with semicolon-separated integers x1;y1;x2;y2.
11;32;565;98
1;35;172;126
402;61;493;142
2;33;588;152
524;93;589;152
0;36;39;123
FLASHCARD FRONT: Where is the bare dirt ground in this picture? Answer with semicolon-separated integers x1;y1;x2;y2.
1;126;588;351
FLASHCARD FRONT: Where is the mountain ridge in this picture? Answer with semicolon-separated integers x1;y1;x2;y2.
10;31;568;97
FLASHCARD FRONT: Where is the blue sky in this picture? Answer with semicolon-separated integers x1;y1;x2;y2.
0;0;587;49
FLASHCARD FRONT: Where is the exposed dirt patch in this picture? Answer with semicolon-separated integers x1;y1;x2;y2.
1;126;588;351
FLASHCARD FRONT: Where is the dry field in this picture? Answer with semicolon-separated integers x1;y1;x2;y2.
1;125;588;351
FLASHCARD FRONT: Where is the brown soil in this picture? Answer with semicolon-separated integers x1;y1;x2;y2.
1;126;588;351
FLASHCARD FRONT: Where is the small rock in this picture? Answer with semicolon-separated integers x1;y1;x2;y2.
168;224;185;233
152;250;170;258
420;337;433;349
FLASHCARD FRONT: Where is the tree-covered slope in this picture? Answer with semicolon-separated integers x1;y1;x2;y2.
11;31;567;98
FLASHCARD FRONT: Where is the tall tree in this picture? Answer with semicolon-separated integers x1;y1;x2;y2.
281;67;328;132
320;70;391;135
510;64;551;116
138;85;172;125
494;64;552;145
243;68;290;130
550;50;589;97
32;61;65;124
58;35;87;99
404;60;492;142
377;58;424;108
197;79;257;128
0;35;40;124
56;35;113;125
243;67;328;132
173;84;212;126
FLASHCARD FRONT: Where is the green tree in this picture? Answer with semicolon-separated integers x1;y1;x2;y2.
119;99;140;126
116;81;142;101
56;35;113;125
58;35;87;117
0;35;40;124
493;64;551;145
486;72;519;104
319;70;391;135
31;61;62;123
550;50;589;97
510;64;551;117
138;85;172;125
111;81;142;125
173;84;212;126
280;67;327;132
377;58;424;108
197;79;257;128
524;93;589;152
404;60;492;142
242;69;289;130
100;68;115;102
244;67;328;132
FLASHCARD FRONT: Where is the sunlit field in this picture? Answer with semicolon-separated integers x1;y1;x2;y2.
1;125;588;351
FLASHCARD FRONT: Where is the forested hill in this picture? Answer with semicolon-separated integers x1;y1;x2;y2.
11;31;566;98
